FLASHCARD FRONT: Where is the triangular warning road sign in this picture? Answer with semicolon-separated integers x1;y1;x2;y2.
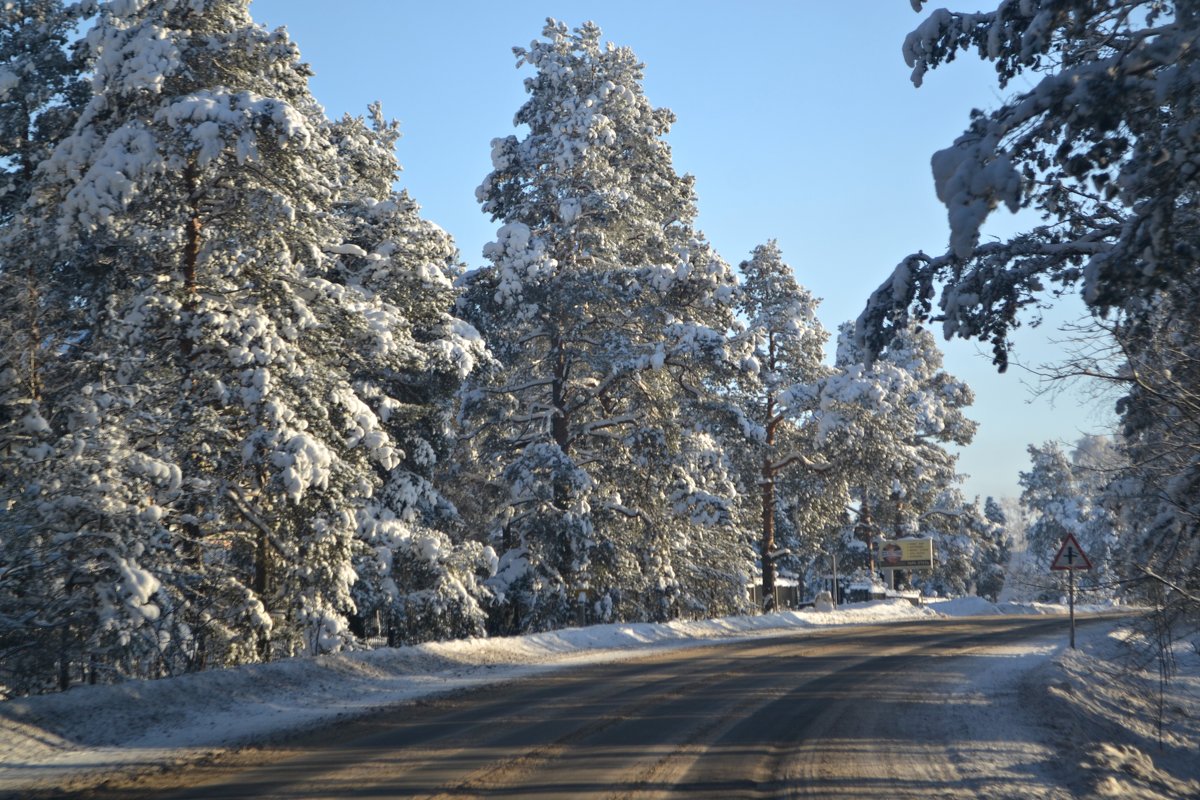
1050;533;1092;571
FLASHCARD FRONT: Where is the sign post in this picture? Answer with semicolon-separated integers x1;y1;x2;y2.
1050;533;1093;648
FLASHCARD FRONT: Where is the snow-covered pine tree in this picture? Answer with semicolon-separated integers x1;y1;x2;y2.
777;466;852;599
10;0;449;685
817;324;977;575
326;105;494;645
976;496;1010;600
1019;438;1119;599
0;386;196;693
912;490;975;597
1098;293;1200;617
726;242;830;609
858;1;1199;369
456;20;743;631
905;490;1006;598
0;0;88;503
1069;435;1124;583
0;0;95;695
853;0;1198;626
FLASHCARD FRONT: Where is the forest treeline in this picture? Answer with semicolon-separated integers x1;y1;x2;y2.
1;1;1195;696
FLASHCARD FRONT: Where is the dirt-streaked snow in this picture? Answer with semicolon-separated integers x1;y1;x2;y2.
0;598;1192;799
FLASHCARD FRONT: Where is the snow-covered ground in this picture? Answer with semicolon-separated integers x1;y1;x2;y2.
1042;624;1200;798
0;598;1193;798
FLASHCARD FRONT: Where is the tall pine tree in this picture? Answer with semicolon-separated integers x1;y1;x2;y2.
818;324;977;576
0;0;93;695
326;105;493;645
727;242;829;609
1;0;488;691
456;20;743;630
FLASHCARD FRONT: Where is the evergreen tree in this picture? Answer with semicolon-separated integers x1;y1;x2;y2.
854;0;1198;625
818;324;977;572
727;241;829;609
1019;442;1079;559
976;496;1010;600
1020;437;1120;599
326;105;493;644
456;20;743;631
1099;293;1200;617
0;0;88;508
2;0;480;690
908;492;1005;598
859;0;1199;369
0;0;93;695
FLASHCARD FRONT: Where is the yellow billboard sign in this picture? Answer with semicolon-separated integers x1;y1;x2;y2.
878;537;935;569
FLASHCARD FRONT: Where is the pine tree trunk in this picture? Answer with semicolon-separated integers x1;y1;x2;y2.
859;495;876;574
551;343;569;455
181;161;201;355
761;457;776;612
550;333;571;510
18;106;40;402
761;380;777;612
57;625;70;692
181;162;204;562
254;528;269;597
23;263;41;402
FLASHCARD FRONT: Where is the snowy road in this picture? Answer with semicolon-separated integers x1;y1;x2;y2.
80;615;1096;800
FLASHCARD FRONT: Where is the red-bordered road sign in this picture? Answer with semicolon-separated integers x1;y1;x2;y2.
1050;533;1092;571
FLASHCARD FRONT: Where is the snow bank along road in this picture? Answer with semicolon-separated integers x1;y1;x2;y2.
67;614;1119;799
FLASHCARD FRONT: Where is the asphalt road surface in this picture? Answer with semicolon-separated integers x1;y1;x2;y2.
91;615;1102;800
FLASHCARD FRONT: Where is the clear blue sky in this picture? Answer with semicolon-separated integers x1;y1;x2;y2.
249;0;1114;501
